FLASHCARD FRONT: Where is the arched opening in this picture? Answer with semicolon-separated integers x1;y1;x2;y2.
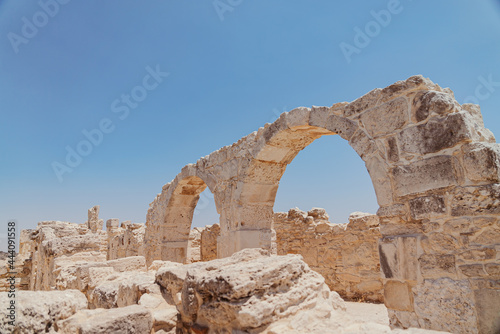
274;134;378;223
189;187;219;263
145;167;221;265
272;133;382;302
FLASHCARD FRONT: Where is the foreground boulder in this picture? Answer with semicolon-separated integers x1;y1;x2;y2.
0;290;87;333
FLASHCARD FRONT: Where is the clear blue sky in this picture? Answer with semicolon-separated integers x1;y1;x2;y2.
1;1;500;250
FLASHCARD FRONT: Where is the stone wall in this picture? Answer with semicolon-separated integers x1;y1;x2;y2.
106;219;146;260
200;223;220;261
273;208;383;302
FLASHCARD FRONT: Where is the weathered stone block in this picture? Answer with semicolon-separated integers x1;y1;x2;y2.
58;304;153;334
419;254;456;278
366;156;393;206
325;114;357;140
386;136;399;163
398;112;472;155
379;236;418;281
384;280;413;312
462;142;500;183
459;264;487;278
360;97;408;138
308;105;331;129
106;218;120;229
349;129;377;160
285;107;310;128
344;88;381;117
392;155;459;198
413;278;477;334
420;232;460;253
474;288;500;334
409;195;446;219
451;184;500;216
411;90;458;123
484;263;500;276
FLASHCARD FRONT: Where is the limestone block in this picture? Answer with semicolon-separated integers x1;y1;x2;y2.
309;105;331;128
88;266;115;290
418;254;456;279
420;233;461;253
366;155;394;206
462;143;500;183
474;288;500;334
348;212;379;230
106;218;120;229
411;90;459;123
413;278;478;334
461;103;496;143
57;304;153;334
344;87;382;117
349;129;377;160
326;114;358;140
285;106;310;128
392;155;459;198
386;136;400;163
409;195;446;220
451;184;500;216
398;112;472;155
459;264;487;278
384;280;414;312
360;97;409;138
0;290;88;334
308;207;330;221
90;271;156;308
378;75;438;104
379;236;419;281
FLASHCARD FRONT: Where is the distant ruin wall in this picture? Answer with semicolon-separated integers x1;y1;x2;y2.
273;208;383;302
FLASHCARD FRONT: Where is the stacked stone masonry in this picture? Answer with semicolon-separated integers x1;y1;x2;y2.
273;208;383;302
143;75;500;334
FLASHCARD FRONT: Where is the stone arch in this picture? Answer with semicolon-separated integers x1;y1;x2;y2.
147;75;500;333
145;164;220;264
218;75;499;333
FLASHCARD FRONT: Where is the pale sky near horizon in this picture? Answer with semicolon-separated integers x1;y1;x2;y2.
1;1;500;251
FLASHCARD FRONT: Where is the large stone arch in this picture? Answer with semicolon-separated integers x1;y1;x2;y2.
146;75;500;333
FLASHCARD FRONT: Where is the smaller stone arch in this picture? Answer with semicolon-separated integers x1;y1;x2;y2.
144;164;219;264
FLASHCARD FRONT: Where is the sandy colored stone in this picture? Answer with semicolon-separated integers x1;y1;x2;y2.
0;290;87;333
57;304;153;334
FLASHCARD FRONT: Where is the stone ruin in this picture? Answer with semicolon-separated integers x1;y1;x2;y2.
1;75;499;333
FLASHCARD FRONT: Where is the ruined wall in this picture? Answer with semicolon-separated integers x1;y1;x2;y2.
273;208;383;302
200;224;220;262
106;219;146;261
